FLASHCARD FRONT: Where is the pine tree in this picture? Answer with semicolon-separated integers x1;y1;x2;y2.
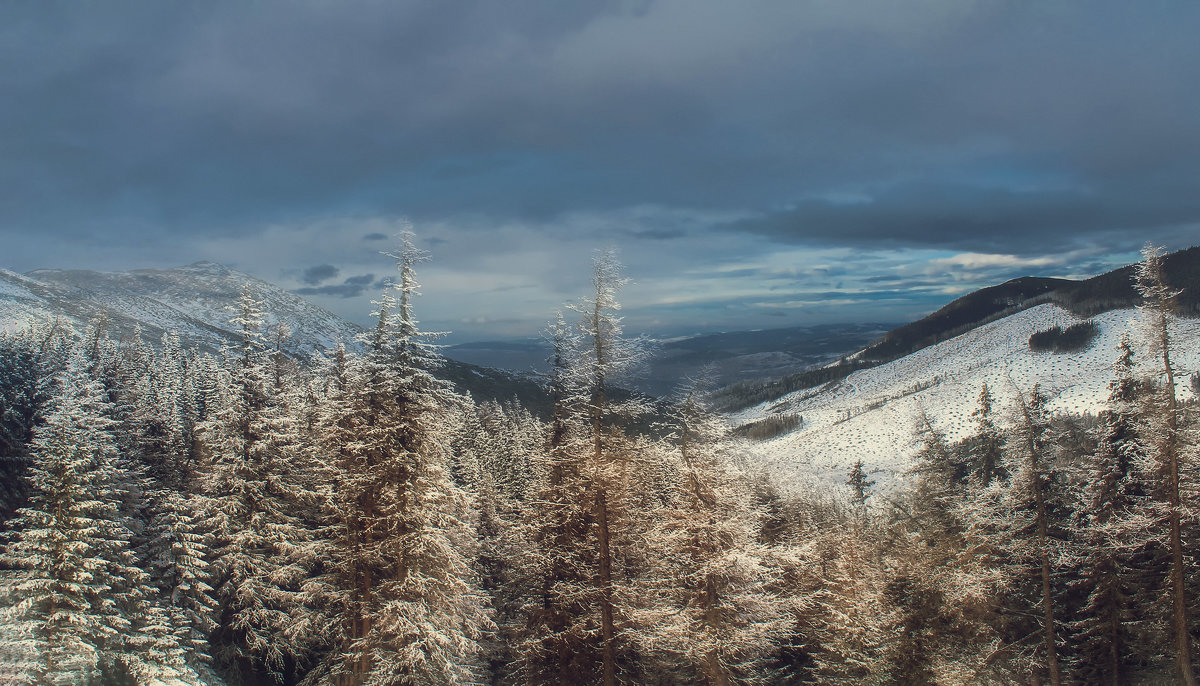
1135;243;1195;685
510;312;601;685
201;285;314;683
312;230;490;685
636;379;791;684
1070;336;1147;685
0;349;165;683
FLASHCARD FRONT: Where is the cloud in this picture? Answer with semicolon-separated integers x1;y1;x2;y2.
301;263;339;285
2;2;1199;339
730;182;1200;254
294;273;377;299
925;253;1059;272
3;1;1198;250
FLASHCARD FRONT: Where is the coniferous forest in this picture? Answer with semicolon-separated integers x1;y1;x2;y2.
3;239;1200;686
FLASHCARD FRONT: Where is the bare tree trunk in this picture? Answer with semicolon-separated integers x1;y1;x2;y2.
1017;388;1061;686
1163;345;1194;686
1138;245;1195;685
1109;581;1121;686
592;298;617;686
596;487;616;686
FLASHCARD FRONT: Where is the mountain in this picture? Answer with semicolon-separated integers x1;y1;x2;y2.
728;247;1200;498
733;303;1200;497
0;262;549;410
713;246;1200;412
0;262;358;357
445;323;894;397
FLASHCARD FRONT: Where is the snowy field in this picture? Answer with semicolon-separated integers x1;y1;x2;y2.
733;305;1200;499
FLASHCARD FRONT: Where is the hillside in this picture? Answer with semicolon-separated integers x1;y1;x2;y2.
733;303;1200;498
0;262;548;410
713;246;1200;411
1;262;358;357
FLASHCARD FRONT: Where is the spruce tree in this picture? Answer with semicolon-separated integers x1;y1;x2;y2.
970;385;1070;685
636;379;791;684
0;349;167;683
1135;243;1195;685
510;312;601;685
201;286;313;683
572;249;649;686
312;231;490;685
969;382;1005;487
1070;336;1147;685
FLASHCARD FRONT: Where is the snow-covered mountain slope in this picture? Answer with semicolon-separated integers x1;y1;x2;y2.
734;304;1200;497
0;262;362;356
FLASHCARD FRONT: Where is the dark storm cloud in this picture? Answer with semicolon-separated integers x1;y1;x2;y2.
732;180;1200;254
2;0;1198;248
294;273;377;299
3;1;1200;336
301;264;339;285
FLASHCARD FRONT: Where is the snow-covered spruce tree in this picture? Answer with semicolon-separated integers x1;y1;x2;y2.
310;231;490;686
1134;243;1196;685
509;312;603;685
635;378;791;685
858;408;1004;684
143;487;218;674
200;285;315;684
847;459;873;511
1068;335;1150;685
120;329;215;669
907;408;967;557
968;385;1072;685
807;515;889;685
570;249;652;686
0;320;73;529
473;399;538;503
447;398;543;679
0;348;181;683
513;250;656;686
124;332;193;490
969;382;1005;488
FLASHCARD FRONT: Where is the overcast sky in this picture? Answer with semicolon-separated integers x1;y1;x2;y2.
2;1;1198;341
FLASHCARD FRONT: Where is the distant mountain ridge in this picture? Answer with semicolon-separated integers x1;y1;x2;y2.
1;262;359;357
860;245;1200;364
734;303;1200;497
713;245;1200;411
445;322;893;396
0;262;550;411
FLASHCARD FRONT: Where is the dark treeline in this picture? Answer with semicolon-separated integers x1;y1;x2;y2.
0;242;1198;685
1028;321;1100;353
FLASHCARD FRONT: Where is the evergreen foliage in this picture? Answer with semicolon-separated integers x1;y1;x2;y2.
4;241;1200;685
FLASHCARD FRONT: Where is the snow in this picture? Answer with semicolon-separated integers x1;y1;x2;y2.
734;304;1200;496
0;265;363;356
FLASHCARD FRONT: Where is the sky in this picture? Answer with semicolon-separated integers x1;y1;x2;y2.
2;1;1199;342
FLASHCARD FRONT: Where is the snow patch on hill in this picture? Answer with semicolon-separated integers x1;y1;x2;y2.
735;304;1200;498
